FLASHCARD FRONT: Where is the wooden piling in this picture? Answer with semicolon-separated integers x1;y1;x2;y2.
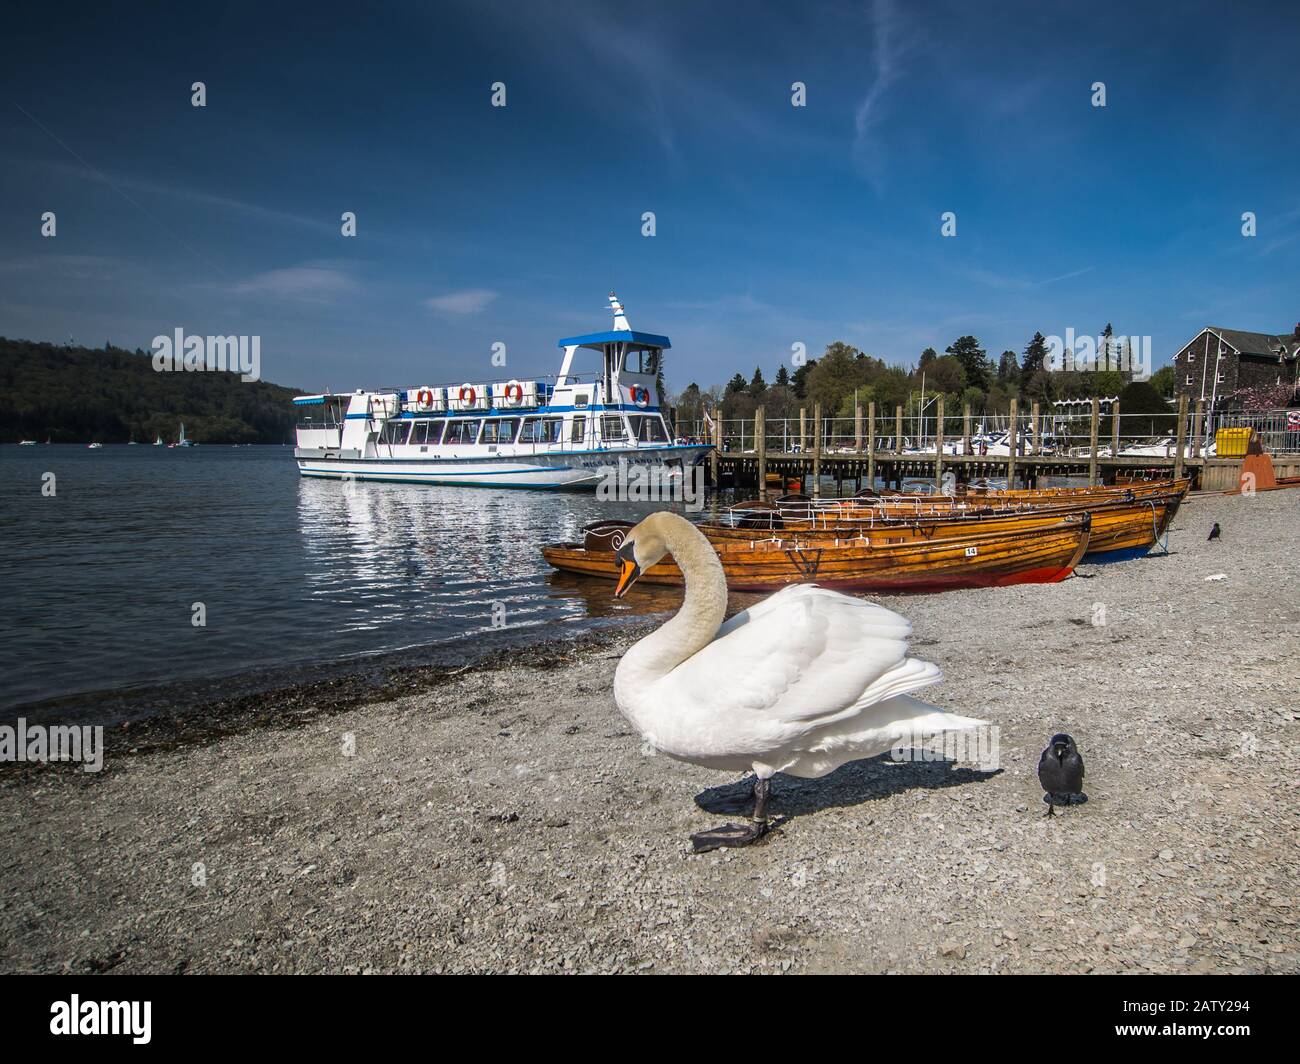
1174;394;1188;481
962;402;971;457
894;404;903;454
1111;399;1121;458
1007;398;1018;488
1088;397;1100;486
867;401;876;488
1191;399;1204;459
799;407;807;454
934;395;945;488
812;402;822;498
854;404;863;452
1030;401;1040;456
755;405;767;500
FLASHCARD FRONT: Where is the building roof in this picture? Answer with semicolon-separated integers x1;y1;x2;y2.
1204;327;1300;360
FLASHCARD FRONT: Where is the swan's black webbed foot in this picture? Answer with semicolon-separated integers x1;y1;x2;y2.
690;818;770;853
690;777;774;853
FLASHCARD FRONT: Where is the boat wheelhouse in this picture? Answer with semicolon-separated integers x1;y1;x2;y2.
292;294;711;487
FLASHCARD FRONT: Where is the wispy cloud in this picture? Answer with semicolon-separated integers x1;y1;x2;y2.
852;0;914;191
232;261;357;300
423;288;499;315
957;265;1095;292
37;159;336;234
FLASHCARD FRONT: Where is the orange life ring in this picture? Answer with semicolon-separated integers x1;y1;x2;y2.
631;385;650;408
416;387;435;408
458;384;477;405
502;381;524;405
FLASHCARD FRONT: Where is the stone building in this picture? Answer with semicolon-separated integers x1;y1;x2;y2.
1171;326;1300;411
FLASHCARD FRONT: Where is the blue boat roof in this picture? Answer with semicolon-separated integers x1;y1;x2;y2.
557;329;671;350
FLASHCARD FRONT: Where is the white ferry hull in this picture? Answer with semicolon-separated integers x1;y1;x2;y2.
294;445;710;489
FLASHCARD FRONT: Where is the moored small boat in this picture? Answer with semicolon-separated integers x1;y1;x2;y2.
543;515;1092;593
710;492;1178;562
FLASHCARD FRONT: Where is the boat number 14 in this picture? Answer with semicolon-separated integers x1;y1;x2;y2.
965;546;978;557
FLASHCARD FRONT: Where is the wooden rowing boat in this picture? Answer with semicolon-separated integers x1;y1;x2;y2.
709;493;1177;562
543;515;1092;593
742;478;1188;526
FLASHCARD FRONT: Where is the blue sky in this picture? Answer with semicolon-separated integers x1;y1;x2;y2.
2;0;1298;394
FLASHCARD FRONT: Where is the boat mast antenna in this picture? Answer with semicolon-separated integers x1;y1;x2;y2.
609;292;631;332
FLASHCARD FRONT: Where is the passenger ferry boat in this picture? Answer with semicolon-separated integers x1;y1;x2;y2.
292;295;711;488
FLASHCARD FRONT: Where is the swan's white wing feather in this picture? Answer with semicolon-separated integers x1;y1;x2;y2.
713;583;815;639
649;587;941;758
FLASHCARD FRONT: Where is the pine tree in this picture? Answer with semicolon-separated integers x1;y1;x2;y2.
774;364;790;387
997;350;1019;385
749;366;767;397
791;359;817;399
1020;332;1049;391
945;336;991;392
1099;323;1114;371
725;373;748;395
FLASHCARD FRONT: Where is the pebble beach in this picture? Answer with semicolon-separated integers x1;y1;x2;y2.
1;488;1296;974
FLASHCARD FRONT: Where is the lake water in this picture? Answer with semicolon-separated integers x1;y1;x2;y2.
0;445;719;713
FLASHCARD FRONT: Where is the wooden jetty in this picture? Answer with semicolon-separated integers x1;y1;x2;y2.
705;397;1300;496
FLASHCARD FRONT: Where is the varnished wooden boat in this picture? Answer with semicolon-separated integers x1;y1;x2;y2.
543;515;1091;592
746;477;1188;525
710;493;1177;563
928;477;1189;501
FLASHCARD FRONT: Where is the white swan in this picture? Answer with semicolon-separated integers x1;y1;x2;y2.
612;512;987;851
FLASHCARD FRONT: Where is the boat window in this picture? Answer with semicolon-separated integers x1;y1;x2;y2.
481;418;520;444
444;419;481;445
571;416;586;443
381;420;410;444
409;419;446;445
601;414;628;442
519;417;563;444
625;349;659;374
629;415;668;443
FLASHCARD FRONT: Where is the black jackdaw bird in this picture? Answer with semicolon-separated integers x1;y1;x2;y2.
1208;523;1221;541
1037;733;1085;816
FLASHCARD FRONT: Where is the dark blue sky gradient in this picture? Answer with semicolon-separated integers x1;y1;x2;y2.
2;0;1297;393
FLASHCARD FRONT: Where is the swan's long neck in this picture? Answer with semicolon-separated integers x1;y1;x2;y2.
618;521;728;687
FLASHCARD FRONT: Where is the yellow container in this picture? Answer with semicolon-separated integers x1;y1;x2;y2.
1215;427;1253;458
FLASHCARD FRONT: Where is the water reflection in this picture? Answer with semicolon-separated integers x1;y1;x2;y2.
293;477;707;646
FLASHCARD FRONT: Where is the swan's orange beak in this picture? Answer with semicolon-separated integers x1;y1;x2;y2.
614;558;638;598
613;541;641;598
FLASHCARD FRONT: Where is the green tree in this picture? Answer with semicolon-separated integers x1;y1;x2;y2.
1103;379;1174;437
996;349;1019;385
1098;323;1114;371
923;354;966;395
791;358;817;399
749;366;767;398
774;364;790;388
1020;332;1050;393
806;342;871;416
945;336;991;392
1149;365;1175;398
